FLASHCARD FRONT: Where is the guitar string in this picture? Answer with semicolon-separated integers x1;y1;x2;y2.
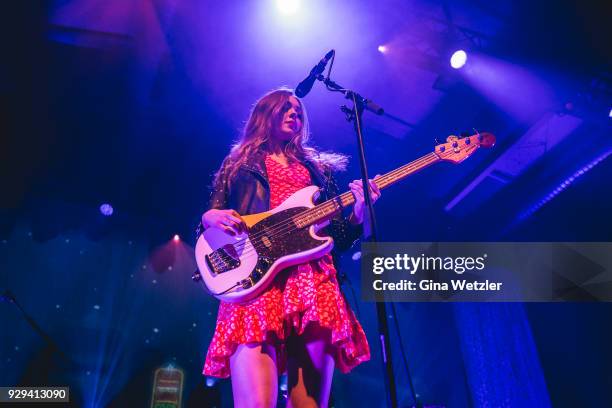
208;138;484;272
232;153;438;250
209;152;444;269
207;143;477;276
206;140;482;290
207;151;451;272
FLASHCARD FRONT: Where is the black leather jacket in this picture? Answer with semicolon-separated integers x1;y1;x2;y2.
198;151;363;254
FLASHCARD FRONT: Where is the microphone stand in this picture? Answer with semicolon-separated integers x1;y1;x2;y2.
315;75;417;408
1;290;70;364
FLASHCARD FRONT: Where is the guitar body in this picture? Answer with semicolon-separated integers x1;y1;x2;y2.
195;185;334;303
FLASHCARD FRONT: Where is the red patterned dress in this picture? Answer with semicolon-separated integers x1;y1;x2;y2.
203;155;370;378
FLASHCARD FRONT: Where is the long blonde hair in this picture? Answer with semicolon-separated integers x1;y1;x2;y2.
218;87;348;186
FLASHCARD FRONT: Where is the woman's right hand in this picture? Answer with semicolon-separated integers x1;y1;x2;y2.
201;209;247;236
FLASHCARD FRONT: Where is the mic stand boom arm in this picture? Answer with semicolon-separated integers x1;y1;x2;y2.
316;75;385;116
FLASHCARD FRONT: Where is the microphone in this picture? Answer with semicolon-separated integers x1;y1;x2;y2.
295;49;335;98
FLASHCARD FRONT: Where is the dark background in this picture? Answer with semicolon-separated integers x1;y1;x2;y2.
1;1;611;406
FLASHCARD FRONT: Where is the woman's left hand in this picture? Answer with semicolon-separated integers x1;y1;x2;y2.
349;176;381;224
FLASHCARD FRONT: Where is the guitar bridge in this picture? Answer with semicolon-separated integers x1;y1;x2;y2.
205;244;241;275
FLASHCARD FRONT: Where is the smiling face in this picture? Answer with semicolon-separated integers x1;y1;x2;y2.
273;96;304;142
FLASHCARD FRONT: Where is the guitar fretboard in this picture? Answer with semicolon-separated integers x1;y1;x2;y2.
294;152;441;228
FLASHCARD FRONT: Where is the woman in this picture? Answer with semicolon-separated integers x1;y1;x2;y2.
200;87;380;407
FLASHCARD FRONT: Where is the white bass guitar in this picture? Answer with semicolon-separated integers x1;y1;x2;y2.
195;133;496;302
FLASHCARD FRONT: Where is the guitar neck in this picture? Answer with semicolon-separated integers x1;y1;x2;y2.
294;152;441;228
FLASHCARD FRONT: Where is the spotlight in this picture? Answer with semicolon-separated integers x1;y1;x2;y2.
99;203;114;216
279;374;288;391
173;234;180;242
205;377;217;387
377;45;388;54
609;108;611;118
450;50;467;69
517;149;612;221
276;0;300;15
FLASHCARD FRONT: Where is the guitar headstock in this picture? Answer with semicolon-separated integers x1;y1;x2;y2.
434;132;496;164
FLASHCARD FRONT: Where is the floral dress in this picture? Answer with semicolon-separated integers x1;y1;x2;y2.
203;155;370;378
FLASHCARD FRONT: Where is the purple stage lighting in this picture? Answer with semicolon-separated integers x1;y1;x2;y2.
276;0;301;15
99;203;114;216
450;50;467;69
378;45;388;54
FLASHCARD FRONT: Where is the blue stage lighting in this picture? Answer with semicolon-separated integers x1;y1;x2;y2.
279;374;288;391
378;45;388;54
99;203;113;216
450;50;467;69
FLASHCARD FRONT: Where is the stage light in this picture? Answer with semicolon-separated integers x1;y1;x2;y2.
173;234;180;242
99;203;114;216
450;50;467;69
205;377;217;387
517;149;612;221
276;0;300;15
279;374;288;391
609;108;611;118
377;45;388;54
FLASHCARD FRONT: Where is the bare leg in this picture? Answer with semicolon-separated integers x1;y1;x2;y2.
287;323;335;408
230;343;278;408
